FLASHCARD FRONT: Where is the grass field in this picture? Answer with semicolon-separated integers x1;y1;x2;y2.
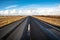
33;15;60;27
0;16;26;28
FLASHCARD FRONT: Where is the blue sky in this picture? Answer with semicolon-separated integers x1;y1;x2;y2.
0;0;60;10
0;0;60;16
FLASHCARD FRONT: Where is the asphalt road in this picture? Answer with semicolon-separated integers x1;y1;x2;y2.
30;16;60;40
0;16;60;40
0;17;30;40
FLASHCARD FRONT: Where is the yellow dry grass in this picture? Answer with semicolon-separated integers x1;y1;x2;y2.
33;16;60;27
0;16;26;28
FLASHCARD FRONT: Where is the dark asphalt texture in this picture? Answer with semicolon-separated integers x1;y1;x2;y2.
0;16;60;40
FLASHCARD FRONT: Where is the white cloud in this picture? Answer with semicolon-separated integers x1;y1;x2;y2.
0;4;60;16
0;11;4;15
5;5;18;9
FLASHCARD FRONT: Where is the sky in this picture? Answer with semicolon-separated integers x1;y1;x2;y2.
0;0;60;16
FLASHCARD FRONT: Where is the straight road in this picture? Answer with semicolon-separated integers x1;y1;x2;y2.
0;16;60;40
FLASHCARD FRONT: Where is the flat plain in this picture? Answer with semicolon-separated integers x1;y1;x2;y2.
33;15;60;27
0;16;26;28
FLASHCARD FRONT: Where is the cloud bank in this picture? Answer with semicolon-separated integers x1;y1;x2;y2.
0;5;60;16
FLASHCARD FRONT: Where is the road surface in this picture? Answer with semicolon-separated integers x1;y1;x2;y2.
0;16;60;40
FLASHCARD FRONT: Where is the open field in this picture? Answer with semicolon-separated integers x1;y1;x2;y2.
33;15;60;27
0;16;26;28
